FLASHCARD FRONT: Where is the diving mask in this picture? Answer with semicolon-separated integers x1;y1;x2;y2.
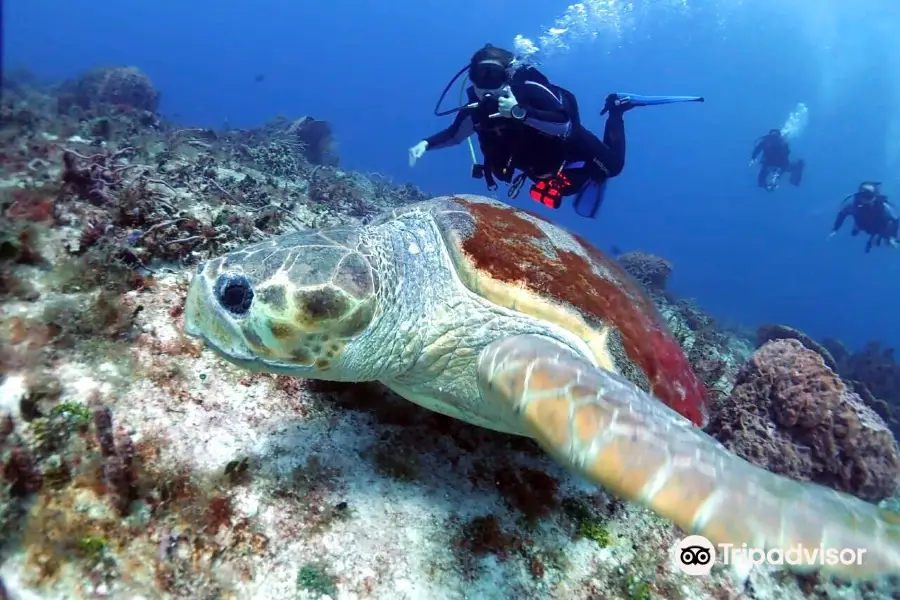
469;59;508;90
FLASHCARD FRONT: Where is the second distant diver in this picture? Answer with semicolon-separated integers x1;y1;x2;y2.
829;181;900;253
750;129;805;191
408;44;632;219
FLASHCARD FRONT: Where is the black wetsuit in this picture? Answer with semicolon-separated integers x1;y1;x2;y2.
833;191;899;252
423;66;626;218
751;132;803;190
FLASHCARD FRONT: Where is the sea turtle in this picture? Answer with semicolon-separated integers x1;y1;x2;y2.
184;194;900;579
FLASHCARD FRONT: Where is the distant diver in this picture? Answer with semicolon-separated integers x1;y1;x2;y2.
829;181;900;253
750;129;805;191
408;43;704;219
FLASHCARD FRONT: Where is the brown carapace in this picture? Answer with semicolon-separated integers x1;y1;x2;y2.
451;197;708;427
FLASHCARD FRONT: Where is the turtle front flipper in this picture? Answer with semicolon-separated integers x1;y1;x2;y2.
477;334;900;580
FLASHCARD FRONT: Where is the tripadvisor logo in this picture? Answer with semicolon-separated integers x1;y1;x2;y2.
676;536;716;576
675;535;868;576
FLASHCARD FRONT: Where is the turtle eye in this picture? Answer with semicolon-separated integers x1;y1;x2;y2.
214;273;254;317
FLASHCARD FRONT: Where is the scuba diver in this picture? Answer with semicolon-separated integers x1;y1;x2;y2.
750;129;805;191
409;44;703;218
829;181;900;253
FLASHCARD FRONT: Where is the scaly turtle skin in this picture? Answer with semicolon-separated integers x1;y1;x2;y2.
185;195;900;579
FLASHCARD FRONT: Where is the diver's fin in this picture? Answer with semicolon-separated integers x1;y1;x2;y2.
572;181;608;219
601;93;705;115
789;159;804;186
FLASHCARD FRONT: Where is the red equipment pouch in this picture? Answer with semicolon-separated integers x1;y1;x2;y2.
529;172;573;209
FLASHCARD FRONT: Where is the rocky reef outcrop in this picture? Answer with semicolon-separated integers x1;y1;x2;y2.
757;322;838;371
708;339;900;502
828;339;900;409
58;66;161;114
759;327;900;440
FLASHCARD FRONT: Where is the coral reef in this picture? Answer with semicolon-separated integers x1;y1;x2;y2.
831;340;900;406
756;322;838;371
58;66;161;114
0;65;897;600
654;296;752;402
616;250;673;292
264;116;340;167
815;338;900;439
707;339;900;502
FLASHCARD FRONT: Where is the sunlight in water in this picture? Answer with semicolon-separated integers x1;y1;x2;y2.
780;103;809;141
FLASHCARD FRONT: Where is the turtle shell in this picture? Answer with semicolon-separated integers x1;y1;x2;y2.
422;195;708;426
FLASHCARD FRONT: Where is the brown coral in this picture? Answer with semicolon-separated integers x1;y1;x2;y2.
707;339;900;502
615;250;672;292
756;322;838;371
58;66;160;113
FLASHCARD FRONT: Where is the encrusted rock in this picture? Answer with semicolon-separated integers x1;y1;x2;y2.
756;322;838;371
707;339;900;502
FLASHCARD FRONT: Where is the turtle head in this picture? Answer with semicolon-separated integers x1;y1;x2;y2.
184;229;379;380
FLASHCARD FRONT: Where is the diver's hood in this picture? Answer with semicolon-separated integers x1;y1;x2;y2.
434;47;518;117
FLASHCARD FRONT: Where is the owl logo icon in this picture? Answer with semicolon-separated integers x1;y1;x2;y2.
676;535;716;575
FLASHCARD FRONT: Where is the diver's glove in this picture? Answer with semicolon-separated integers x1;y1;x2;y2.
603;93;635;116
490;90;520;119
408;141;428;167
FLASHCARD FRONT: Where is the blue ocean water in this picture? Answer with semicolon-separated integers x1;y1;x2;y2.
6;0;900;349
